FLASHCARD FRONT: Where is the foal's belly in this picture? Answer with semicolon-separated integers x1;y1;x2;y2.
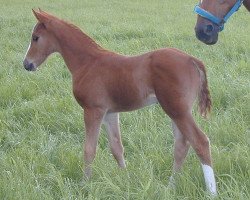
109;94;158;112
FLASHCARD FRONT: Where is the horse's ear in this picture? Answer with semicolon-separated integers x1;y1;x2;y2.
32;9;50;24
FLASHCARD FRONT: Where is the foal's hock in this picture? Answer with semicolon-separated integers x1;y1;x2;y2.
23;9;217;195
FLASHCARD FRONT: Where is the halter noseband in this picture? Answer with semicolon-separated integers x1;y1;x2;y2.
194;0;244;31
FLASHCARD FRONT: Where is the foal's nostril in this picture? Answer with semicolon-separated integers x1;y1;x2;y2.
23;59;28;67
204;25;214;35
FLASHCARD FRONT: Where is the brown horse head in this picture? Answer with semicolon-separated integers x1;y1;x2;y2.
195;0;243;45
23;10;60;71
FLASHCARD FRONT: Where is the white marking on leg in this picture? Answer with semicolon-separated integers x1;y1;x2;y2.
202;164;217;195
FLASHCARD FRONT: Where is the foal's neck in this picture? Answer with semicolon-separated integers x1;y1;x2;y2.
53;22;107;74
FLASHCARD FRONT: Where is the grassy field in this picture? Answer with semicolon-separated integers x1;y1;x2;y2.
0;0;249;199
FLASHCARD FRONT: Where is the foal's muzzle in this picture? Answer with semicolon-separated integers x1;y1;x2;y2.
23;59;36;71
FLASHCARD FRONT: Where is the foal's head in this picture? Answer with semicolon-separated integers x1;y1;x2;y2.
23;10;59;71
195;0;241;45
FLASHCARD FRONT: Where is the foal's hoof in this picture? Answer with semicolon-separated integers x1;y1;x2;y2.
84;168;92;180
206;190;217;197
118;160;126;168
79;179;86;187
167;175;176;190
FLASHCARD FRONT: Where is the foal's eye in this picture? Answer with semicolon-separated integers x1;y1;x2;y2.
32;36;39;42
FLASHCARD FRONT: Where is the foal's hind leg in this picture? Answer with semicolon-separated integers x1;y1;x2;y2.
173;114;216;195
103;112;126;168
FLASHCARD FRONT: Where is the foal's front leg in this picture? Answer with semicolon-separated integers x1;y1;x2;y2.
83;108;106;179
103;112;126;168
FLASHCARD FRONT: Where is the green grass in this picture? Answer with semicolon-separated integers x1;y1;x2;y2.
0;0;249;199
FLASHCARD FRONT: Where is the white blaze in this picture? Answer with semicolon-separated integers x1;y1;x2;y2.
24;25;36;61
24;42;31;59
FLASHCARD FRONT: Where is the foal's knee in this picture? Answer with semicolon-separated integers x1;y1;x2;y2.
111;143;123;153
84;144;97;161
109;140;125;168
110;142;124;158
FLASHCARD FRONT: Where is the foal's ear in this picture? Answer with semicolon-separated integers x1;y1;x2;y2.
32;9;50;25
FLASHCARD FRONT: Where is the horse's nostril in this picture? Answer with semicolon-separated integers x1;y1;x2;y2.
205;25;214;34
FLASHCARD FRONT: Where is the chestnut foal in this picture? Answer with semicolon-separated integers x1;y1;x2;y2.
23;10;216;195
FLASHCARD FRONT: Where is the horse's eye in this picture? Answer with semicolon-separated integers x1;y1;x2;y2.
218;0;225;4
32;36;39;42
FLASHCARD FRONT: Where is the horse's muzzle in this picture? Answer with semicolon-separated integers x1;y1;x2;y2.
23;59;35;71
195;24;219;45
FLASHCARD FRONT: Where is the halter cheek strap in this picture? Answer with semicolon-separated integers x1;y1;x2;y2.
194;0;244;31
194;6;224;30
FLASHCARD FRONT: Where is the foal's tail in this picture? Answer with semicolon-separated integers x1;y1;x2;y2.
193;60;212;118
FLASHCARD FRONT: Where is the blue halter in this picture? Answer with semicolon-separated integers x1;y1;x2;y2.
194;0;244;31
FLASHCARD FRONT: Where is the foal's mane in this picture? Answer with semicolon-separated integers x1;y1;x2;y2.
62;20;103;50
38;10;104;51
